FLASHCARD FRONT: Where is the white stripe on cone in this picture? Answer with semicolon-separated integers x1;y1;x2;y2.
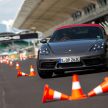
16;64;19;66
94;86;103;95
30;68;34;72
72;81;81;90
22;72;26;76
53;91;62;99
10;61;13;65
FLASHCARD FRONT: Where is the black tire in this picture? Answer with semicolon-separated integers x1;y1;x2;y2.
106;59;108;67
104;64;108;71
38;69;53;78
103;58;108;70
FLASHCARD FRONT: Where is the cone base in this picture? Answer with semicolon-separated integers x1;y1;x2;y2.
69;94;87;100
17;75;28;78
29;74;36;77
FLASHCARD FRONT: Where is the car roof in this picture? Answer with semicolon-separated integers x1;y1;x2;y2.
56;24;103;30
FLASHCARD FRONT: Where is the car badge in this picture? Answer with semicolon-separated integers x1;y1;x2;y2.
64;49;71;53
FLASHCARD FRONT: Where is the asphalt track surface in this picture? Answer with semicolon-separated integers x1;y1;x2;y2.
0;58;108;108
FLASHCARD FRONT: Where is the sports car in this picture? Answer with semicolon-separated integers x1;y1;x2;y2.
37;24;108;78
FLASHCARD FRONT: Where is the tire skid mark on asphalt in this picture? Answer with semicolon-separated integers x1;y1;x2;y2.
1;88;7;108
2;89;7;108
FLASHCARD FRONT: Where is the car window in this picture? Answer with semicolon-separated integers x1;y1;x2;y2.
50;26;104;42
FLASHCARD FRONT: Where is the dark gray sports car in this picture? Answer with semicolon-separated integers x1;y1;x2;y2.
37;24;108;78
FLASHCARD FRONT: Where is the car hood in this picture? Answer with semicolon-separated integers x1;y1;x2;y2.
47;39;104;56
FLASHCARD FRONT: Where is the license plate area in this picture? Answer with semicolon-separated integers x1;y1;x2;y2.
59;56;80;63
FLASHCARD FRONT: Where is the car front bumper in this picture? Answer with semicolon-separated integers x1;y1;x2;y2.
38;55;106;72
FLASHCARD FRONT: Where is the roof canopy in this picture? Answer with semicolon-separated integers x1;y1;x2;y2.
13;0;96;33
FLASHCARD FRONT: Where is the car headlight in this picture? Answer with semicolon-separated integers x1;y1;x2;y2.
39;47;50;55
90;42;104;51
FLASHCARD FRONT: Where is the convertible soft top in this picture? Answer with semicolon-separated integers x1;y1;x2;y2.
56;24;103;30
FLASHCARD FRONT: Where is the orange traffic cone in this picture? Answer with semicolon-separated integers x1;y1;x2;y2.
6;60;9;64
104;77;108;82
0;60;3;63
9;61;13;66
42;84;69;103
16;62;20;70
69;74;87;100
88;77;108;97
29;65;36;76
17;70;29;78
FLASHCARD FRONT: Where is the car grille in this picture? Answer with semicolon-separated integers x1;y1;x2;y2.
57;62;83;68
83;58;103;66
40;61;56;69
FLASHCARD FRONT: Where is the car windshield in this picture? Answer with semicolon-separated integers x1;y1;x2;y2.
49;26;104;42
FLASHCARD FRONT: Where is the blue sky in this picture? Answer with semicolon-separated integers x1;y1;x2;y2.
0;0;24;26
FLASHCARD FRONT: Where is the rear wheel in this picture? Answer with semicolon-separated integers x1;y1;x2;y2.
105;54;108;68
104;60;108;70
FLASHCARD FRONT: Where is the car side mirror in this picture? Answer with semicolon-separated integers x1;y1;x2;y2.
40;39;47;43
